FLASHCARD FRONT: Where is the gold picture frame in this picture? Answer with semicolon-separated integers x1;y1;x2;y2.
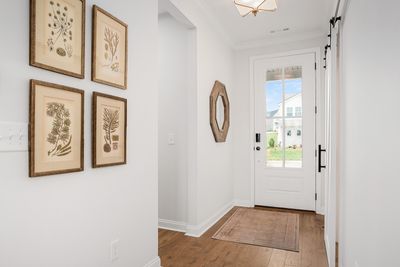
30;0;86;78
92;5;128;89
29;80;84;177
92;92;127;168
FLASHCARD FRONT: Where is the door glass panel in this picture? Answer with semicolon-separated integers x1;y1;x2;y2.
264;66;303;168
284;66;303;168
266;69;283;118
284;66;302;112
285;117;303;168
266;118;283;167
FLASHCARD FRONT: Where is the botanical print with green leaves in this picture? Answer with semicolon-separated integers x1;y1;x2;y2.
103;26;120;72
102;108;120;153
46;102;72;157
47;0;74;58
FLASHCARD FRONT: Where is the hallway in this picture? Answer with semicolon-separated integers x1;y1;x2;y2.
159;207;327;267
1;0;399;266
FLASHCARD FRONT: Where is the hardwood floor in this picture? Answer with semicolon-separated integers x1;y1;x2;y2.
159;206;328;267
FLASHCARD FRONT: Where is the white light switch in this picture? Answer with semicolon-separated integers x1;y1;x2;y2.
0;122;28;152
168;133;175;145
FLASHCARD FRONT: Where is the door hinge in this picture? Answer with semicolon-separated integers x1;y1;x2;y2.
315;62;317;70
315;193;318;201
315;106;317;114
315;149;317;157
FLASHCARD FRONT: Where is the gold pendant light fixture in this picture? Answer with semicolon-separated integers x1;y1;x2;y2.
234;0;277;17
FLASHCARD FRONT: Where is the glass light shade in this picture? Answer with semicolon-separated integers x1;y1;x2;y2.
234;0;277;17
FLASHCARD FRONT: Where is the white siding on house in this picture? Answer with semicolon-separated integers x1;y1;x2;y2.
269;93;303;147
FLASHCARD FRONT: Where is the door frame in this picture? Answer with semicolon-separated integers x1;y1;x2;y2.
157;0;198;234
249;47;324;214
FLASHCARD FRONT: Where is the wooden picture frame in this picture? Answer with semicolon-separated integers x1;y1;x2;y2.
92;92;127;168
92;5;128;89
29;79;84;177
210;81;230;143
30;0;86;78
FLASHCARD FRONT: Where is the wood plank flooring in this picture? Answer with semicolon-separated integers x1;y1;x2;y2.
159;206;328;267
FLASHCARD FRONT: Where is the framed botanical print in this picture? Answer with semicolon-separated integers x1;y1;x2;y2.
30;0;86;78
92;5;128;89
29;80;84;177
92;92;127;168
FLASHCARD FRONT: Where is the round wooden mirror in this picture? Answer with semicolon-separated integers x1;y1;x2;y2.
210;81;230;142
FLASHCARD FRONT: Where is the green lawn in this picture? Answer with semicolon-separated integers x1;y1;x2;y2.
267;148;302;161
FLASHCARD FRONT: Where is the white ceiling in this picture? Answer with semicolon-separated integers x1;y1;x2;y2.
200;0;335;48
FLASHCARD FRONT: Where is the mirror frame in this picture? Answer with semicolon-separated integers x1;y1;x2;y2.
210;80;230;142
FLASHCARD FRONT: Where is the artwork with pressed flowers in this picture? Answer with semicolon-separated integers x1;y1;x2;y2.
92;92;127;168
92;5;128;89
30;0;85;78
29;80;84;177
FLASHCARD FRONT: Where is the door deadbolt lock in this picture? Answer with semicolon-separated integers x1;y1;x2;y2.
255;146;261;151
255;133;261;143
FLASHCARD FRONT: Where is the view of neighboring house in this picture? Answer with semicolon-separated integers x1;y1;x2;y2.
267;93;303;148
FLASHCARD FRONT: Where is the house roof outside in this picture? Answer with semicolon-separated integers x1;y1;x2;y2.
267;110;278;117
267;92;301;118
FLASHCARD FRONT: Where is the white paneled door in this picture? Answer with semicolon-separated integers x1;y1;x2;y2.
254;53;316;211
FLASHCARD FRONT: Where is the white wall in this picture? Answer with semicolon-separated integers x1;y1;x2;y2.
339;0;400;266
158;13;190;227
233;38;326;212
0;1;159;267
167;0;235;236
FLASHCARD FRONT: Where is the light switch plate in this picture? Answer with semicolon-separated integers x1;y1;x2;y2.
0;122;28;152
168;133;175;145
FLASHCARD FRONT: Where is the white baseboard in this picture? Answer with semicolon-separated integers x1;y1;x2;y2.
316;204;325;215
185;201;234;237
158;219;187;233
233;199;254;208
143;256;161;267
325;234;332;267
